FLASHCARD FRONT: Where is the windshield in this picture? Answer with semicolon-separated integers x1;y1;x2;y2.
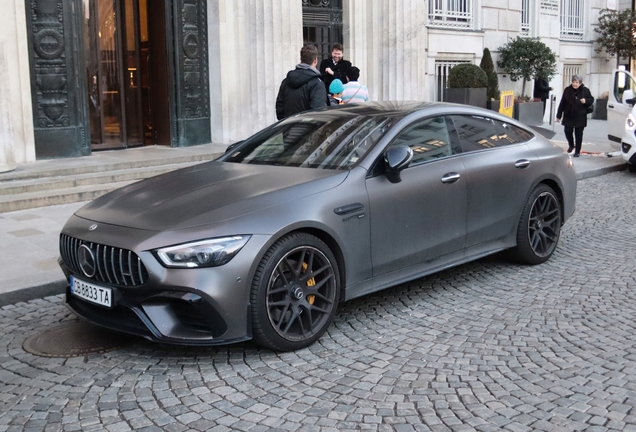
222;114;396;170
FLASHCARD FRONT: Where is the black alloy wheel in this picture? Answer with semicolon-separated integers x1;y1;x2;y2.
510;184;562;265
251;233;340;351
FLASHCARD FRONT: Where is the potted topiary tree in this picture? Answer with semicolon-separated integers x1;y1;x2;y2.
445;63;488;108
497;37;557;126
480;48;501;112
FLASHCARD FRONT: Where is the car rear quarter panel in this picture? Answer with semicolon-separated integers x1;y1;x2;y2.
525;138;577;221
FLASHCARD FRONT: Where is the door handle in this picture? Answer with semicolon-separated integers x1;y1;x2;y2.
441;172;460;183
515;159;530;169
608;104;614;109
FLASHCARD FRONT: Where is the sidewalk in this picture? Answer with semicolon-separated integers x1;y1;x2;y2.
0;121;627;307
544;118;626;179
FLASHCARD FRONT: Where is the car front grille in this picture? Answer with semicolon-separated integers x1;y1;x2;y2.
60;234;149;287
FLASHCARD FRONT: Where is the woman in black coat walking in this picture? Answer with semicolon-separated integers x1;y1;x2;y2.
556;74;594;157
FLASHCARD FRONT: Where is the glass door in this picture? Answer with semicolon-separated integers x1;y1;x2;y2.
84;0;149;149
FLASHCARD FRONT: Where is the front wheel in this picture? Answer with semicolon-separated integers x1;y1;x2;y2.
251;233;341;351
509;184;562;265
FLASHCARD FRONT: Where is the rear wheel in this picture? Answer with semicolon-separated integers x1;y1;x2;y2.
509;184;562;265
251;233;340;351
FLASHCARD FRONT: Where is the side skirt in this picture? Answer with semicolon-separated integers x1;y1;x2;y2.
343;239;514;301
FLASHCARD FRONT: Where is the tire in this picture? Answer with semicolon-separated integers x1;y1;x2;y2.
627;163;636;173
509;184;562;265
251;233;341;351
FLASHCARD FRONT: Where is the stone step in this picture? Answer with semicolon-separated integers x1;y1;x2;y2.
0;155;219;213
0;162;199;195
0;180;139;213
0;151;218;182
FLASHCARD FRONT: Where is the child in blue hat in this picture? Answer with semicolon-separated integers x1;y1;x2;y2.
328;79;345;106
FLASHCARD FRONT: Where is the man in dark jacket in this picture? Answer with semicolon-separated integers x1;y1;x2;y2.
533;77;553;115
319;43;352;94
276;44;327;120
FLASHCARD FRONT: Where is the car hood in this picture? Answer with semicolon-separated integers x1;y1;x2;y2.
75;161;348;231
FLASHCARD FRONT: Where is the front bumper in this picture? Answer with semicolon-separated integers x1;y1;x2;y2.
59;215;272;346
64;277;251;346
622;140;636;164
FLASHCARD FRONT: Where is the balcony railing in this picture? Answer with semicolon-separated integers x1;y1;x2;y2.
428;0;473;29
560;0;584;41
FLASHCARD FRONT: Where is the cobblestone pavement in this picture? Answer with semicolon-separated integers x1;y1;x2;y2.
1;171;636;432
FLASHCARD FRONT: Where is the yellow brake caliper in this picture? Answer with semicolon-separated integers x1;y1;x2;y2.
302;262;316;305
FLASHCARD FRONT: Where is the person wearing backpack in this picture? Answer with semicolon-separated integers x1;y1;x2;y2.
556;74;594;157
275;44;327;120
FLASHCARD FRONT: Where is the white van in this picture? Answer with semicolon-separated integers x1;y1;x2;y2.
608;69;636;171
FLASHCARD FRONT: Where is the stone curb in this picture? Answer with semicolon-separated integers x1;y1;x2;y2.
575;161;627;180
0;279;66;308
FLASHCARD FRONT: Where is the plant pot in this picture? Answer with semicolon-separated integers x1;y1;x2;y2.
593;99;607;120
513;101;544;127
445;88;487;109
486;100;500;112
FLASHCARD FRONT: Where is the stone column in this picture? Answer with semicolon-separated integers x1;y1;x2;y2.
0;0;36;170
208;0;303;144
345;0;428;102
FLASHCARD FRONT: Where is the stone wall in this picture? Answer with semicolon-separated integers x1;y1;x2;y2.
345;0;428;102
207;0;302;144
0;0;35;169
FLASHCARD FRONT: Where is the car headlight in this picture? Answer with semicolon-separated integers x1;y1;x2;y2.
155;236;251;268
626;113;636;132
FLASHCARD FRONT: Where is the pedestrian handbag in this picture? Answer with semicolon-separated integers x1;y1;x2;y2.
344;85;362;104
586;103;594;114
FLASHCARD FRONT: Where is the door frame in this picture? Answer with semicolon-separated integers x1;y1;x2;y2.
25;0;212;158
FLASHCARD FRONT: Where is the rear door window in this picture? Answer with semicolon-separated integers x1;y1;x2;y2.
450;115;533;153
492;120;534;144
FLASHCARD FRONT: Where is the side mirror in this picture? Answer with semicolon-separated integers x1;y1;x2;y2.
384;146;413;183
225;140;243;153
624;90;635;106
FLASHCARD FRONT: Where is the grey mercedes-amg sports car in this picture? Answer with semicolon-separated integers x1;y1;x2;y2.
59;101;577;351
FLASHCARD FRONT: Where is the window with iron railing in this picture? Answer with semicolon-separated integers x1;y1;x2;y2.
521;0;530;36
563;65;583;90
560;0;584;40
428;0;473;29
434;60;471;101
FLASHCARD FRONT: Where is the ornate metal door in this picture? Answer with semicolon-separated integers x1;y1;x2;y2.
25;0;211;158
26;0;90;158
171;0;211;146
302;0;343;61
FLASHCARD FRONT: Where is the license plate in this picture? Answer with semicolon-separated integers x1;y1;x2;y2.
70;276;112;308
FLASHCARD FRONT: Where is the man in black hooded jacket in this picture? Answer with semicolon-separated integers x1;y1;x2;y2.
276;44;327;120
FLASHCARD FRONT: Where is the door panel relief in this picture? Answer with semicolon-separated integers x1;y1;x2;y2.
173;0;211;146
27;0;90;158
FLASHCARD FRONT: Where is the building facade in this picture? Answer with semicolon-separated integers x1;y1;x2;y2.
0;0;621;168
